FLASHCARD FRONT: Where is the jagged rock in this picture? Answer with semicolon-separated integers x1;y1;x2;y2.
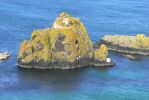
0;51;10;61
18;12;114;69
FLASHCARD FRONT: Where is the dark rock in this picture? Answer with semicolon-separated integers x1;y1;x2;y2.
55;40;64;51
58;34;66;42
121;54;142;61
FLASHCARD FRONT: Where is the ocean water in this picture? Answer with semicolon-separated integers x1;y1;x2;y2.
0;0;149;100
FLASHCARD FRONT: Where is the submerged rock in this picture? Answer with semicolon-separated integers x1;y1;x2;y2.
18;12;114;69
97;34;149;56
0;51;10;61
121;54;142;61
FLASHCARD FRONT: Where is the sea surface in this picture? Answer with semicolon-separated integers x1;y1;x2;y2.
0;0;149;100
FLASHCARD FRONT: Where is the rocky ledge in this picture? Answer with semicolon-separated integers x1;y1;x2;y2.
96;34;149;56
18;12;114;69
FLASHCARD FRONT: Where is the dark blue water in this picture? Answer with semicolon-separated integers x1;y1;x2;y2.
0;0;149;100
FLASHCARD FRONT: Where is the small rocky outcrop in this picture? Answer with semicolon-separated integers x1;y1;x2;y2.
121;54;142;61
97;34;149;56
18;12;114;69
0;51;10;61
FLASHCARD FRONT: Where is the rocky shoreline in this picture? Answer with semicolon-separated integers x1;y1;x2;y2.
18;61;114;70
18;57;114;69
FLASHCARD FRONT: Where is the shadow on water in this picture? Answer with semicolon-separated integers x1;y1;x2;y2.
16;65;112;91
0;55;113;92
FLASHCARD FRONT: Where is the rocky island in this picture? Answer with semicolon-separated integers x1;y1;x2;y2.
18;12;114;69
97;34;149;57
0;51;10;61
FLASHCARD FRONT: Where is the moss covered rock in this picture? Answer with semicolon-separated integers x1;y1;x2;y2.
18;12;113;69
94;44;108;61
98;34;149;56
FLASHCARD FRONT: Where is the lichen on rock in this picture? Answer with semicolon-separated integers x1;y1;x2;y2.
18;12;113;69
99;34;149;56
101;34;149;49
135;34;149;48
94;44;108;61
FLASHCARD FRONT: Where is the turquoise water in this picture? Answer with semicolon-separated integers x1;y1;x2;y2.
0;0;149;100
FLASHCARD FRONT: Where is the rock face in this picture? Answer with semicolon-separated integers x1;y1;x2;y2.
98;34;149;56
18;12;114;69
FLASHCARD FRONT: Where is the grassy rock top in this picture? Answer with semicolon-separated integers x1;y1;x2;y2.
102;34;149;50
18;12;112;69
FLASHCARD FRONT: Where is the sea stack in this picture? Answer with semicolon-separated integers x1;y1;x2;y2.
98;34;149;56
18;12;114;69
